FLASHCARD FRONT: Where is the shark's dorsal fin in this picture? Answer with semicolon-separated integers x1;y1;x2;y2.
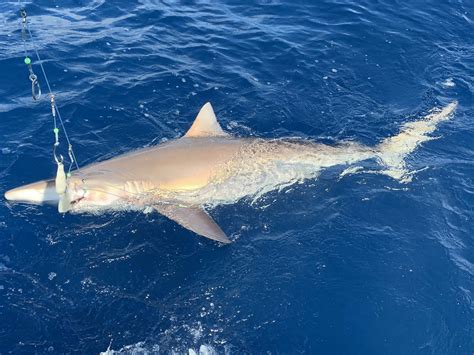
184;102;229;138
154;204;231;244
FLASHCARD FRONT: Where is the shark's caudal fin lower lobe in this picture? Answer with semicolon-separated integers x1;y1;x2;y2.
376;101;458;182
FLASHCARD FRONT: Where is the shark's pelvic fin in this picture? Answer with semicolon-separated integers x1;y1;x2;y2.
184;102;229;138
155;204;231;244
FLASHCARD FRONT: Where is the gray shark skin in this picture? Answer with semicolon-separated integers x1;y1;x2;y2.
4;101;457;243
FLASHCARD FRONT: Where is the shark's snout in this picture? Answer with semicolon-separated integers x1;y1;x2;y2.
4;180;59;203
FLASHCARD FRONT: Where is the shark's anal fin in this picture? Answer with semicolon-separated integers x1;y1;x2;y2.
155;204;231;244
184;102;229;138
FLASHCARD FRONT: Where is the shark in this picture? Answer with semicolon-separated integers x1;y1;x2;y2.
4;101;457;243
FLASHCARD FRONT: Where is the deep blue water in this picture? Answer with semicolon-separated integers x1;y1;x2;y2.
1;0;473;353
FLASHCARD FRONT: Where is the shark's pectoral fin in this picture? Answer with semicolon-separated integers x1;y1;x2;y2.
154;204;231;244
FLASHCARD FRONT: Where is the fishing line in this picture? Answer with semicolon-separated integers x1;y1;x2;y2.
17;4;89;211
19;9;81;173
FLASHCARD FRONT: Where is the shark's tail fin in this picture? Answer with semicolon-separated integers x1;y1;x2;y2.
375;101;458;182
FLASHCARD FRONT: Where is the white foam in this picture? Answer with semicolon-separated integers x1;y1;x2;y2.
339;166;363;179
441;78;455;88
100;342;218;355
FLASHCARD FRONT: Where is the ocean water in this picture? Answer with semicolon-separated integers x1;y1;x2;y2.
0;0;473;353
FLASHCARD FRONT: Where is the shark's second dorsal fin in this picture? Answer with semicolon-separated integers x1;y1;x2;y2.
184;102;229;138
